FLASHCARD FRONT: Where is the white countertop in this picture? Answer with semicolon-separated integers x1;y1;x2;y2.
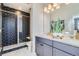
36;34;79;48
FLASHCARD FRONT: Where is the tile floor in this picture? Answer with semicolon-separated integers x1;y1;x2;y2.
2;41;36;56
2;47;36;56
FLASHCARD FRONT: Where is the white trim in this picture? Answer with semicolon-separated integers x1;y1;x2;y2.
17;15;19;44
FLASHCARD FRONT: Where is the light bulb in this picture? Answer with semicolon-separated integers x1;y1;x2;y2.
44;7;50;13
56;5;60;9
44;7;48;12
53;3;58;7
48;4;52;10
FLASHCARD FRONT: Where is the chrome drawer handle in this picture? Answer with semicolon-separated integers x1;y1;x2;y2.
40;44;43;46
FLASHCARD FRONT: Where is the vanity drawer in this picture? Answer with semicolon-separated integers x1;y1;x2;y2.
36;36;52;46
53;48;71;56
53;41;79;56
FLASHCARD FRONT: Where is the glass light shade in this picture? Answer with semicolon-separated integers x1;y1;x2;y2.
53;3;58;7
44;7;48;12
48;4;52;10
44;7;49;13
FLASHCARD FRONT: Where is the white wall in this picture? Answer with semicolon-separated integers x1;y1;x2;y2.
30;3;50;52
43;11;50;33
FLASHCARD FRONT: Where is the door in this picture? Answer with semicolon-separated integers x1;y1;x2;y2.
2;12;17;46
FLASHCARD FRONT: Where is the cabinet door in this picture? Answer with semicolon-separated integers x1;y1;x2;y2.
43;44;52;56
35;40;44;56
53;41;77;56
53;48;70;56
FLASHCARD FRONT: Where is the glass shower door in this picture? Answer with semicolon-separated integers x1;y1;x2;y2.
19;15;30;43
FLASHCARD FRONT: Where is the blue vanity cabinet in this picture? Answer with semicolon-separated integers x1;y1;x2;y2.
53;41;79;56
35;39;44;56
35;36;79;56
53;48;71;56
35;36;52;56
53;41;72;56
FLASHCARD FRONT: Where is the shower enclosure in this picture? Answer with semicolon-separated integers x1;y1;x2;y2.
0;4;30;55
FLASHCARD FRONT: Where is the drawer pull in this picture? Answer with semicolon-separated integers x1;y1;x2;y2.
40;44;43;46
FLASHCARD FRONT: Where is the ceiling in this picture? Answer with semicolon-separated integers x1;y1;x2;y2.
4;3;32;13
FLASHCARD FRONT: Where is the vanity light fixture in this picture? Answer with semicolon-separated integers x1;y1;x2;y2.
44;3;60;13
44;3;69;13
48;4;52;10
53;3;58;7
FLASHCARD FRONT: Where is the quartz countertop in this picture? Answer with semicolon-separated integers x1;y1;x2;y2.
36;33;79;48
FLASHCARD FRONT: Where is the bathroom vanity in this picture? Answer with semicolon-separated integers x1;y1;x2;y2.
35;34;79;56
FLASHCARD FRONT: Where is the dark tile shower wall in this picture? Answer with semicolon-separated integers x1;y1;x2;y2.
2;12;17;46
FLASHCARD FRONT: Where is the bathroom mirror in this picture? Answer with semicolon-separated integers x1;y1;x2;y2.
50;3;79;35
